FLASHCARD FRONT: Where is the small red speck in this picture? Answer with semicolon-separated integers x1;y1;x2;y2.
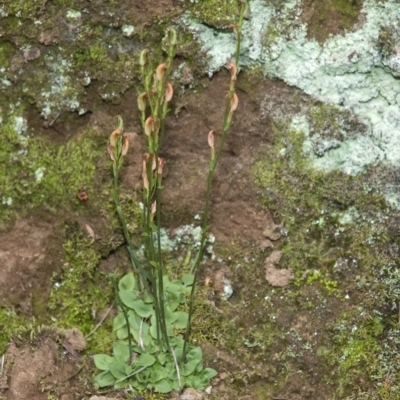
77;191;89;201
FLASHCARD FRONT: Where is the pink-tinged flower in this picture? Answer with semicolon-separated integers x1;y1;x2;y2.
151;154;157;171
121;135;129;156
165;82;173;102
109;127;123;147
228;23;238;38
137;92;147;112
107;145;115;161
226;61;237;81
144;116;154;137
230;92;239;113
208;130;215;148
151;200;157;216
153;118;160;135
157;157;165;175
155;62;168;82
143;172;149;191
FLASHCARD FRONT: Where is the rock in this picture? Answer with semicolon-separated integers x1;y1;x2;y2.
265;250;294;287
263;225;282;241
181;387;205;400
59;327;87;356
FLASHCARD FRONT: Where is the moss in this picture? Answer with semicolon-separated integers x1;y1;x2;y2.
48;227;114;354
0;116;105;222
188;0;238;28
306;0;363;43
0;308;28;354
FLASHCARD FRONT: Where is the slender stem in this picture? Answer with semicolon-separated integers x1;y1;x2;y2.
182;0;247;359
111;275;133;365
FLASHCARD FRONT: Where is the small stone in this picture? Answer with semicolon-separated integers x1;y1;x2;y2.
265;266;294;287
265;250;282;265
59;327;87;354
181;388;204;400
259;238;273;251
263;225;282;241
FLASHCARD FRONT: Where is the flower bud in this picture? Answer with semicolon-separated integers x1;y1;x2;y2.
167;27;178;46
109;128;123;147
143;172;149;191
109;116;124;147
226;61;237;81
139;48;149;66
144;116;154;137
165;82;173;102
121;135;129;156
155;62;168;82
208;130;214;148
107;145;115;161
157;157;165;175
150;200;157;218
151;154;157;171
137;92;147;112
230;92;238;113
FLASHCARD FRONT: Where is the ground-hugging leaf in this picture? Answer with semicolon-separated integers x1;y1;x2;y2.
136;353;156;367
93;354;115;370
94;371;116;388
174;311;188;329
154;379;172;393
113;341;130;363
118;272;138;291
113;313;126;331
109;361;128;380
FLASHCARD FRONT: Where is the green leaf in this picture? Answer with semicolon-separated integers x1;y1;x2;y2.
166;282;183;294
93;354;115;371
174;311;188;329
94;371;115;388
116;325;129;340
128;311;141;330
149;260;159;269
120;292;153;317
202;367;218;380
113;313;127;331
109;361;128;380
157;352;167;365
119;290;139;309
118;273;138;291
154;379;172;393
149;364;167;383
186;346;202;363
181;360;198;376
136;353;156;367
182;273;195;286
113;341;130;364
164;307;178;325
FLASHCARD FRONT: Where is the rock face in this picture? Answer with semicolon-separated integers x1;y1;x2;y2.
184;0;400;199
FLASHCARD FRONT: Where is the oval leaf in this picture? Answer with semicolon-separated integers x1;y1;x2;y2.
93;354;115;371
118;273;138;291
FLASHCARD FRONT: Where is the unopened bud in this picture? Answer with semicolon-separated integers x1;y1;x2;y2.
167;27;178;46
107;145;115;161
143;172;149;191
165;82;173;102
144;116;154;137
157;157;165;175
208;130;215;149
155;62;168;82
230;92;239;114
229;23;238;38
151;200;157;217
109;116;124;147
137;92;147;112
226;61;237;81
109;128;123;147
151;154;157;171
139;48;149;66
121;135;129;156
